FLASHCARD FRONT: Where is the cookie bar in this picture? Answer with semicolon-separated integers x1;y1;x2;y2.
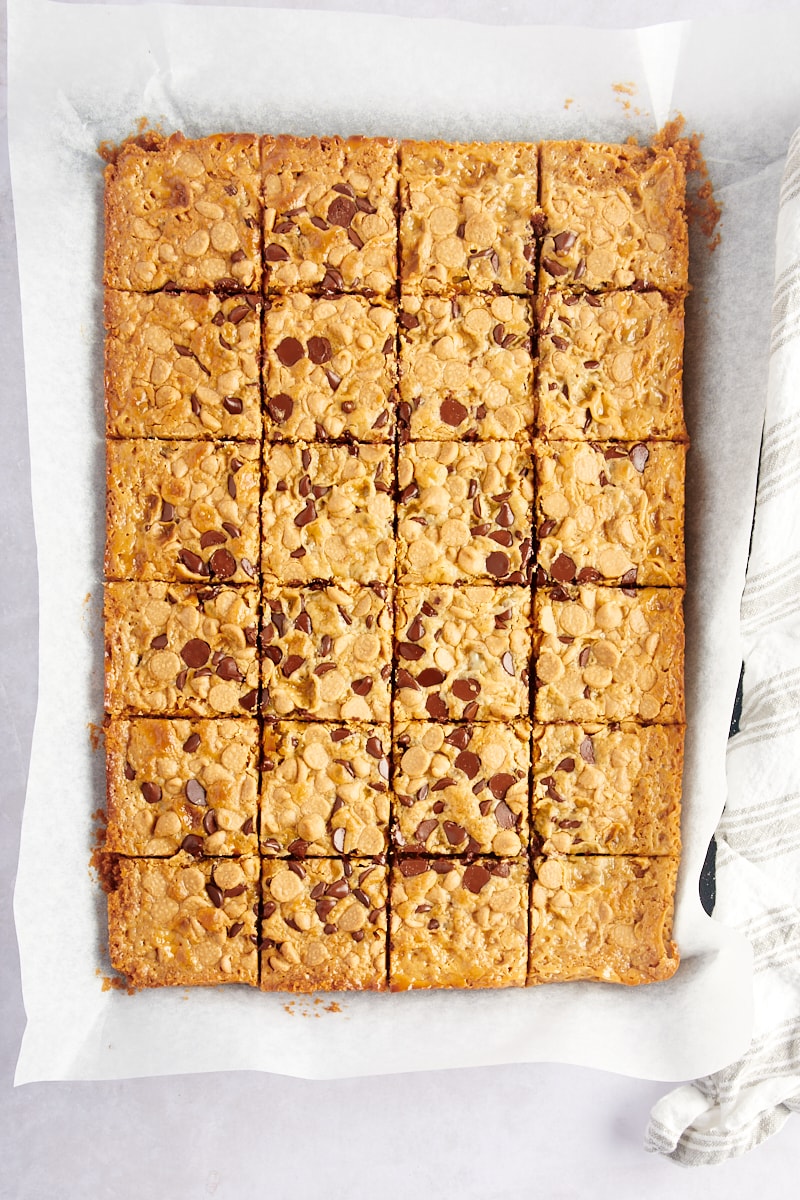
104;291;261;440
393;721;530;856
262;136;398;295
535;440;686;588
263;294;397;442
528;855;679;984
389;858;528;990
104;582;259;717
105;441;260;583
397;441;533;584
105;718;259;857
260;858;388;991
399;140;540;294
261;722;390;856
262;443;394;585
539;141;688;293
394;585;530;722
532;723;683;856
108;854;259;987
536;291;687;442
104;132;261;293
398;294;534;440
261;584;392;722
534;585;685;724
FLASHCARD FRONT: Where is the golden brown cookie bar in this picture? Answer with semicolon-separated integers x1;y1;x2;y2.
534;585;685;724
535;440;686;588
394;585;530;721
262;443;394;584
389;858;528;990
261;584;392;722
539;141;688;293
399;141;540;294
105;441;259;583
104;132;261;292
398;294;534;440
261;722;390;856
393;721;530;856
263;294;397;441
105;718;259;858
104;291;261;440
536;291;687;441
397;441;533;584
260;858;388;991
262;136;398;295
104;583;259;717
108;854;259;987
532;723;683;856
528;855;679;984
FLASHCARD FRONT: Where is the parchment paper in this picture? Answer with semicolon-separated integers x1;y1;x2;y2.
9;0;800;1085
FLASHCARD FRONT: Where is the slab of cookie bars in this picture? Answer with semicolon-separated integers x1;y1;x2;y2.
260;722;390;856
108;854;259;988
534;585;685;724
262;443;394;584
395;585;530;722
104;291;261;440
399;140;540;294
104;132;261;293
390;858;528;990
260;858;388;991
397;441;533;584
398;294;534;440
261;584;392;722
393;721;530;856
263;294;396;442
535;440;686;588
262;136;398;295
536;290;687;442
105;441;259;583
104;582;259;717
539;141;688;293
528;855;679;984
532;723;683;856
105;718;259;857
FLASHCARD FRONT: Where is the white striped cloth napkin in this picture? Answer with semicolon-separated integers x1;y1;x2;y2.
645;127;800;1164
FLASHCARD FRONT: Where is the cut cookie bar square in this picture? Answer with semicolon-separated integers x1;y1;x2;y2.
262;136;398;295
104;291;261;440
399;140;540;294
260;722;390;857
105;441;260;584
261;584;392;722
262;443;394;585
398;293;534;440
533;585;685;724
105;718;259;857
394;584;530;722
536;290;686;442
528;855;679;984
539;141;688;293
108;854;259;988
532;723;683;856
104;582;259;717
393;721;530;857
389;857;529;990
535;440;686;588
104;132;261;292
263;294;397;442
397;441;533;584
260;858;388;991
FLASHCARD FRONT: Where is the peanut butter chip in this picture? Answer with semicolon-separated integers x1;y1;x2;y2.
270;869;303;903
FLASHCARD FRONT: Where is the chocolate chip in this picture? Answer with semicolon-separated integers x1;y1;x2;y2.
282;655;304;677
500;652;514;676
553;230;577;254
351;677;373;696
396;668;420;691
399;858;427;877
440;397;468;427
494;800;515;829
574;258;587;280
332;828;346;853
426;694;448;719
576;567;601;583
267;393;293;423
150;633;168;650
210;548;236;578
550;553;576;583
178;549;205;575
397;642;425;661
203;809;218;835
326;877;350;899
307;336;332;364
181;638;210;668
185;778;206;806
415;818;438;843
462;863;491;894
288;841;308;860
489;529;513;547
454;750;480;779
365;736;384;759
216;656;241;681
542;256;568;277
551;335;569;352
399;311;420;330
556;757;575;773
200;531;226;549
445;727;471;750
327;196;357;227
496;502;514;528
294;499;317;527
630;443;649;473
538;519;556;539
180;834;203;858
276;337;304;367
488;773;514;800
452;678;480;701
206;882;224;908
620;568;638;589
417;667;446;687
264;244;289;262
141;782;161;804
578;647;591;668
486;550;510;578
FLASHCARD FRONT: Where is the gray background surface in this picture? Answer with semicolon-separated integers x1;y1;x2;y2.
2;1;799;1196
